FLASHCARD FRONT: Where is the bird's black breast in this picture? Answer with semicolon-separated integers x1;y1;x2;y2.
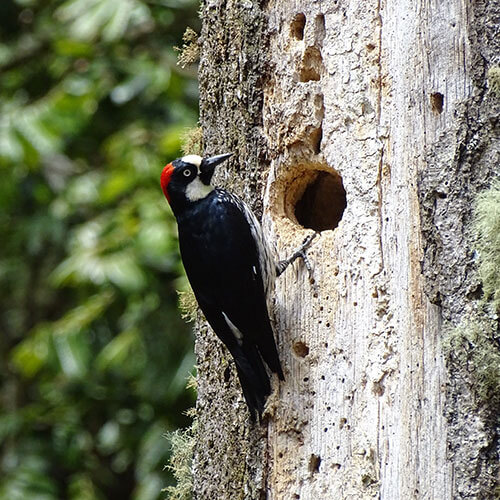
176;190;270;335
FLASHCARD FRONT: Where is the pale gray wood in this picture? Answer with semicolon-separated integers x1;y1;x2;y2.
193;0;500;498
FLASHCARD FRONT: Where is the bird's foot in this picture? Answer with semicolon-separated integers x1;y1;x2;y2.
276;232;319;289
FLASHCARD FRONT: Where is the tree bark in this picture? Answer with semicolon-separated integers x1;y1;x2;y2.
193;1;500;499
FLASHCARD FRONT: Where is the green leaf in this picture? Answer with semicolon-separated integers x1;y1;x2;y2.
96;420;120;455
11;291;114;378
53;39;94;57
68;474;104;500
10;327;52;378
96;328;145;374
57;0;152;42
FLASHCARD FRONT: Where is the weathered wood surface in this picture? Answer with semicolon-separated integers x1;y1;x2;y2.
194;0;499;498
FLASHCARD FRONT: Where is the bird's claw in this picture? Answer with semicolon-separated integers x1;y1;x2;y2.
276;231;320;292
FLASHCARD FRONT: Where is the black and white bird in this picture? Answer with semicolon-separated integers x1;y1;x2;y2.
161;153;315;420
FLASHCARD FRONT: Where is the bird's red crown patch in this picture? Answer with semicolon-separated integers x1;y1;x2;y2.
160;163;175;202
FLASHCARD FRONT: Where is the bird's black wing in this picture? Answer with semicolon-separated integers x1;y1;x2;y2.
177;191;283;417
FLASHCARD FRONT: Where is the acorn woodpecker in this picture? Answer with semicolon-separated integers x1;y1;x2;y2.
161;153;315;420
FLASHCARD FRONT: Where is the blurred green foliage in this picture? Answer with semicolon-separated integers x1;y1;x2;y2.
0;0;199;498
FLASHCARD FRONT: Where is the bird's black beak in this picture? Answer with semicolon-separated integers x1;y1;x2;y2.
200;152;233;184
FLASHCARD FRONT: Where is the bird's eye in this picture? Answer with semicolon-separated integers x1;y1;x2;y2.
183;169;192;177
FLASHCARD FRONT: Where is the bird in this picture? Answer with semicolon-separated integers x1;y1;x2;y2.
161;152;316;420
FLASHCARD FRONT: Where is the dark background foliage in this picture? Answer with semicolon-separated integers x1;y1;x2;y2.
0;0;199;498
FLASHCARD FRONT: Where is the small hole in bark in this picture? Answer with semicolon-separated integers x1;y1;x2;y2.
315;14;326;44
362;474;376;486
466;283;483;300
223;366;231;382
372;380;385;396
309;454;321;473
285;165;346;232
430;92;444;113
300;46;322;81
311;126;323;153
293;340;310;358
291;13;306;40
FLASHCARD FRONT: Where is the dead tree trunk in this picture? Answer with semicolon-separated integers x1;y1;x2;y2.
192;1;500;498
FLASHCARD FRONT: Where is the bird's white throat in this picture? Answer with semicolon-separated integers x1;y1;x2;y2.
186;177;214;202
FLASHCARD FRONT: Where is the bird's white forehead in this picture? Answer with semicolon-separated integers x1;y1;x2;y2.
181;154;202;168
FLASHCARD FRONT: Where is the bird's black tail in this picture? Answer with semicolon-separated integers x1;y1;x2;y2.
233;344;272;422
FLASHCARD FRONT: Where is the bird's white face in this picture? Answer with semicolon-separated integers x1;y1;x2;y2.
161;152;232;206
180;155;202;169
177;155;213;202
161;157;206;203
